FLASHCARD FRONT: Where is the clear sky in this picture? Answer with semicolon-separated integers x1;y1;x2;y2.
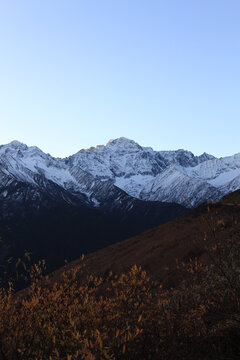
0;0;239;158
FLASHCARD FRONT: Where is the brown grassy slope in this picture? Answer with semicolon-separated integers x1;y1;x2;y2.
50;190;240;287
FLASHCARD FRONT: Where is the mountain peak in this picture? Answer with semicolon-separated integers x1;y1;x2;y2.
0;140;28;152
106;137;141;149
199;152;215;161
9;140;27;148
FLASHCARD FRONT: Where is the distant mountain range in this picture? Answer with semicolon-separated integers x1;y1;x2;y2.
1;137;240;209
0;137;240;269
70;137;240;207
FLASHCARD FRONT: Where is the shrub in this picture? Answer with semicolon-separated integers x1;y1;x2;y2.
0;233;239;359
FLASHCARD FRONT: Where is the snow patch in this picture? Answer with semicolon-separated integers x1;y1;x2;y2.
2;190;8;198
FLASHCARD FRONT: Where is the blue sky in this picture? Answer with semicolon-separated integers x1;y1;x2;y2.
0;0;239;157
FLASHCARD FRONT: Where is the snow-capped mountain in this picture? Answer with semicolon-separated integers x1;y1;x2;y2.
1;137;240;210
69;137;240;206
0;139;188;229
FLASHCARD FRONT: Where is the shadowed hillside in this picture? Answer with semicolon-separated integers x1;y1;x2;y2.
51;190;240;288
0;195;187;273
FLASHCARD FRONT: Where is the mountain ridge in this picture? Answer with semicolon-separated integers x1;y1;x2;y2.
1;137;240;208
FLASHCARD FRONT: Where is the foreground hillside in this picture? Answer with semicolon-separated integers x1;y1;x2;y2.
0;191;240;359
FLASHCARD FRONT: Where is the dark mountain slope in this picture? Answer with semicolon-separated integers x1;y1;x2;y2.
0;179;186;272
54;190;240;286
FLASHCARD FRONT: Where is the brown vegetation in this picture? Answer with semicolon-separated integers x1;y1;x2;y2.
0;191;240;359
